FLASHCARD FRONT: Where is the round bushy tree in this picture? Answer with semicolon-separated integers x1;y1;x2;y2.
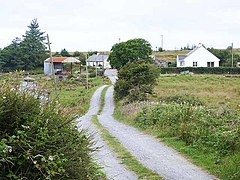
108;38;153;69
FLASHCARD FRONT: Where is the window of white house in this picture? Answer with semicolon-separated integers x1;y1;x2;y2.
207;62;214;67
193;62;197;67
180;61;184;66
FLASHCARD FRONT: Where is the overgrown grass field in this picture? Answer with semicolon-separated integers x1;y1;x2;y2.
114;74;240;180
0;72;108;117
153;74;240;109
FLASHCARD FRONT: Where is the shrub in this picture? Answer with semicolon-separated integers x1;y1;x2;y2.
160;67;240;74
114;60;159;102
89;71;96;78
135;103;240;155
0;86;104;179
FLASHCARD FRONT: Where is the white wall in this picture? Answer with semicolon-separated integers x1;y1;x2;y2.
44;62;52;75
104;59;111;69
87;58;111;69
177;46;220;67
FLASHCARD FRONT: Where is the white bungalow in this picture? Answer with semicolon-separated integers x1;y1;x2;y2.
86;54;111;69
176;44;220;67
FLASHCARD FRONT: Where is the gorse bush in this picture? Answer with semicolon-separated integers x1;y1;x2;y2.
135;103;240;155
0;86;104;179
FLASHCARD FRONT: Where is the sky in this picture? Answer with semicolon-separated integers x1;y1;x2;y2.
0;0;240;52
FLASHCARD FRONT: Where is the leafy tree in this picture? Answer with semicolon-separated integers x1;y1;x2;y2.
108;38;153;69
0;38;23;71
207;47;240;66
158;47;163;52
73;51;80;57
20;19;47;70
60;48;70;57
114;60;159;102
79;52;87;65
72;51;86;65
87;51;98;56
53;51;61;57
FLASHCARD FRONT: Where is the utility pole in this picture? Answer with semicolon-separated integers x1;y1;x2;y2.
231;42;234;67
119;38;121;43
161;35;163;50
85;53;89;90
46;34;58;98
95;62;98;78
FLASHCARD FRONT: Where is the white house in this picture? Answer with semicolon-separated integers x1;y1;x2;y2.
176;44;220;67
86;54;111;69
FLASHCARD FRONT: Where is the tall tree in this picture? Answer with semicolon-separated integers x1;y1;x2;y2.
20;19;47;70
60;48;70;57
79;53;87;65
0;38;23;71
108;38;153;69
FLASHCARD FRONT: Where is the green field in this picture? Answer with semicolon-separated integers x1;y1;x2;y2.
114;74;240;180
154;74;240;109
0;71;107;117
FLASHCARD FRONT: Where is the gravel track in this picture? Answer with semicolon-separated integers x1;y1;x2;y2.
98;70;217;180
76;85;137;180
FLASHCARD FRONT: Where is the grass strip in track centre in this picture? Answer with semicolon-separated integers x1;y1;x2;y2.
92;115;162;180
98;85;109;115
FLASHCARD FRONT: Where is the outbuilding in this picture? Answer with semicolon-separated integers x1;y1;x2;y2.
44;57;80;75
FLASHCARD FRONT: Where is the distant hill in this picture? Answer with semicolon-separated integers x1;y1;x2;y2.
152;50;190;62
153;48;240;63
52;48;240;64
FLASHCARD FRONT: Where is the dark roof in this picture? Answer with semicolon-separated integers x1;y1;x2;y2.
178;55;187;60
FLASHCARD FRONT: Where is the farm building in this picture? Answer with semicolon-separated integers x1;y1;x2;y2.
151;55;168;67
44;57;80;75
176;44;220;67
86;54;111;69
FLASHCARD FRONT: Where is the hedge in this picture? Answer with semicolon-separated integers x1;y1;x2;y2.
159;67;240;74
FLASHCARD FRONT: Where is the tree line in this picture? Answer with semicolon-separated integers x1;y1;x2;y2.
0;19;48;71
207;47;240;66
0;19;93;72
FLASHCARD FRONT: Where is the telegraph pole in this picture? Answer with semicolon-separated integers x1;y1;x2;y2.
161;35;163;50
85;53;89;90
46;34;58;98
231;42;234;67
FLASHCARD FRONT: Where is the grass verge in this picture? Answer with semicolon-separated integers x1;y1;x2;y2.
98;85;109;115
92;115;162;180
113;102;240;180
